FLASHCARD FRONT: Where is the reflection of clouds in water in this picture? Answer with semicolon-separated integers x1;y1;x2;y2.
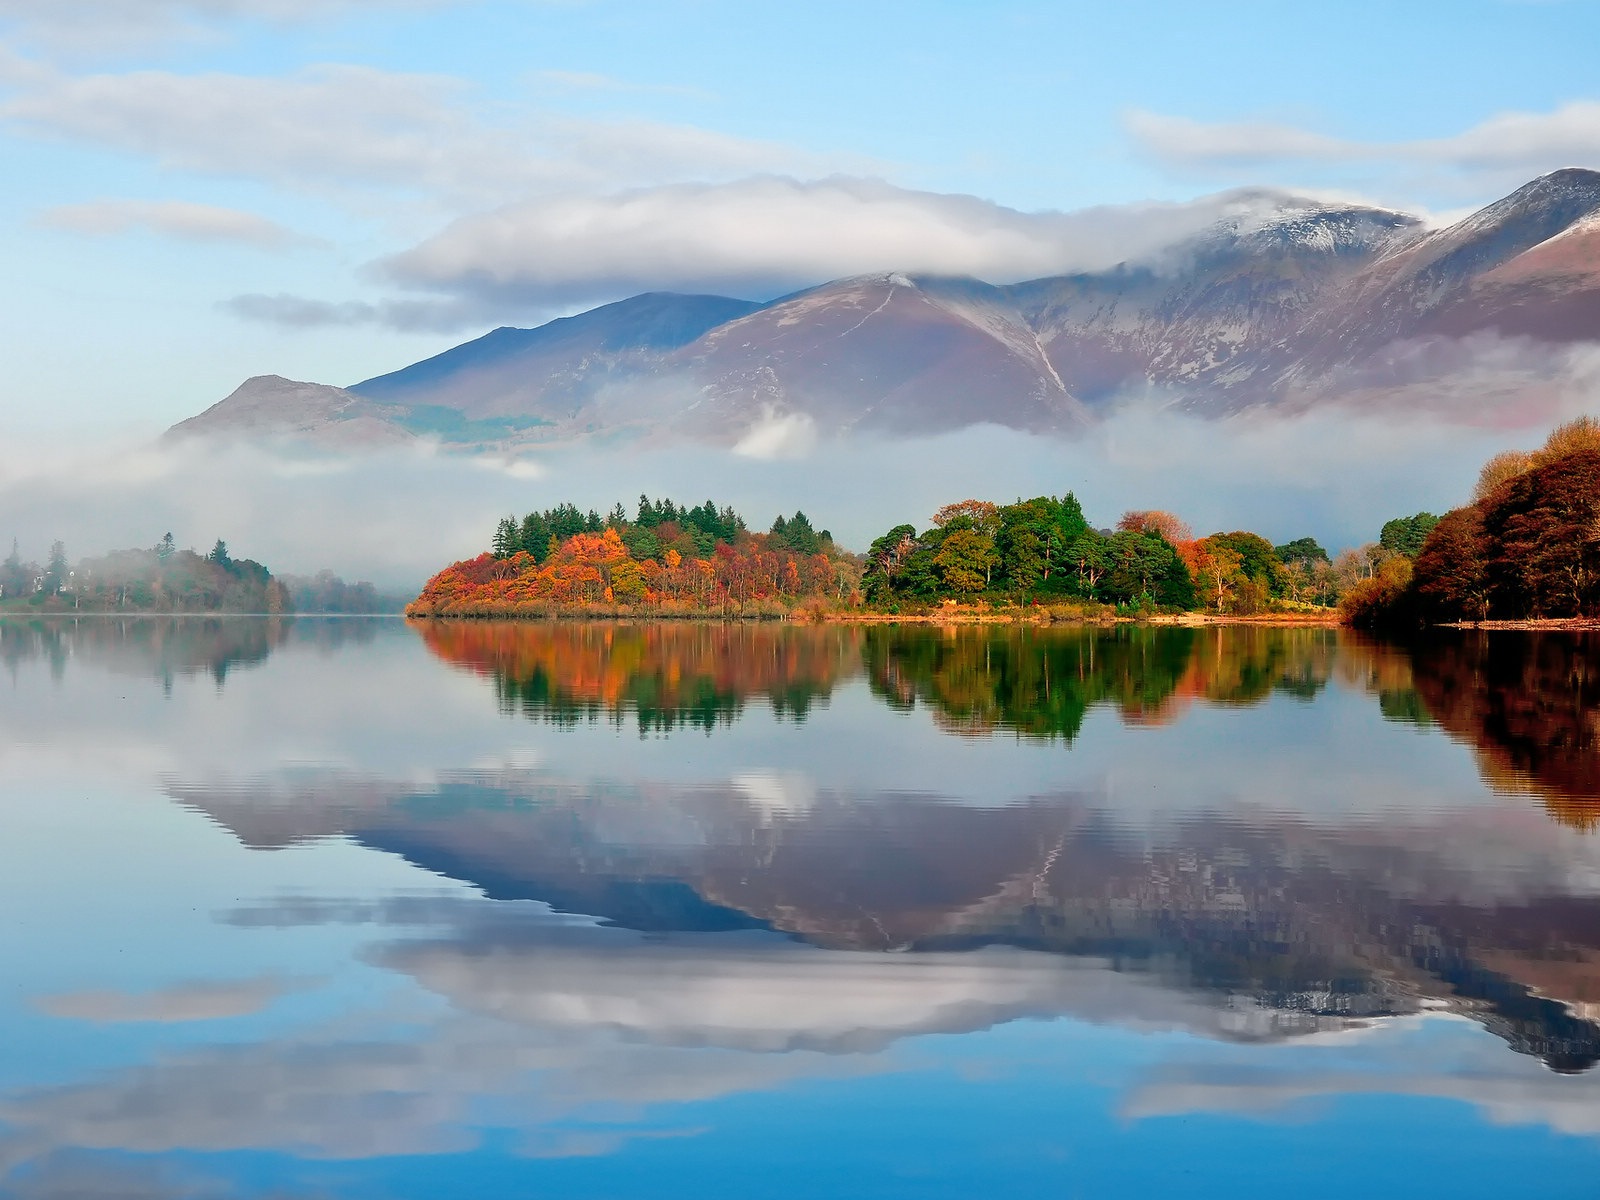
0;1007;867;1173
218;891;514;929
732;770;817;816
376;914;1366;1053
0;907;1368;1180
1123;1016;1600;1136
0;1153;236;1200
34;976;314;1024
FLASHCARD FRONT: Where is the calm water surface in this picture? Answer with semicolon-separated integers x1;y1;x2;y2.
3;617;1600;1198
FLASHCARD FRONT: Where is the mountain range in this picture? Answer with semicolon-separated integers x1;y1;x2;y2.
168;169;1600;448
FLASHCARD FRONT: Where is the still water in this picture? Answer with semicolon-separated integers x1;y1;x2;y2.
2;617;1600;1198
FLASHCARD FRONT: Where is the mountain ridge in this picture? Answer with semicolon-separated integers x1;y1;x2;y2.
170;169;1600;447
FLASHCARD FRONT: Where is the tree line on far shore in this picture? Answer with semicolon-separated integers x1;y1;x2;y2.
413;486;1454;619
860;497;1439;616
1;536;397;614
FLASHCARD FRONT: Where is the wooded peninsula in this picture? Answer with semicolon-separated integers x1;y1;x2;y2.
409;418;1600;626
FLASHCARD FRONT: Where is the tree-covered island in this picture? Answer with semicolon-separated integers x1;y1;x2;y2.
408;490;1434;622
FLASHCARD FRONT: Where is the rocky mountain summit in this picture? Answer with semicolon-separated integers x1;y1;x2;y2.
169;170;1600;448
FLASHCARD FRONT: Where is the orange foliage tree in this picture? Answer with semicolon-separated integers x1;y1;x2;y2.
409;526;845;617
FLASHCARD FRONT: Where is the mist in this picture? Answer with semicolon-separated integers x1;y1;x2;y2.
0;396;1558;592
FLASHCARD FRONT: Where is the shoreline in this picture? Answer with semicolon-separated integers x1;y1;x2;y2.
1441;618;1600;631
401;608;1345;628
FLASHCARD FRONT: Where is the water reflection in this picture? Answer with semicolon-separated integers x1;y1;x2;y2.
862;624;1336;738
9;617;1600;1194
409;619;1600;819
173;765;1600;1073
0;614;384;688
414;620;856;731
1406;632;1600;825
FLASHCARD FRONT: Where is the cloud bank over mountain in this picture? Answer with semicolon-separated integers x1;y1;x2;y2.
376;179;1325;310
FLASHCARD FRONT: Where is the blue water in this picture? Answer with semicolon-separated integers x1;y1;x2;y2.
1;617;1597;1199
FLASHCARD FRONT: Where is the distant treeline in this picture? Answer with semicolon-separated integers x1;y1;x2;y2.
1;535;289;614
281;571;408;614
1;536;395;615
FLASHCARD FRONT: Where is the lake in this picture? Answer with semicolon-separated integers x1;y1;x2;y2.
2;616;1599;1198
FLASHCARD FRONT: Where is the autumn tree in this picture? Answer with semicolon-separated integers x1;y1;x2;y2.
1481;447;1600;617
932;499;1001;537
1117;510;1193;544
1473;450;1534;503
1204;531;1285;599
1534;415;1600;466
1411;507;1489;622
1188;540;1245;613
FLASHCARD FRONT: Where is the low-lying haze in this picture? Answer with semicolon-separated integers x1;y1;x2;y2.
0;403;1553;589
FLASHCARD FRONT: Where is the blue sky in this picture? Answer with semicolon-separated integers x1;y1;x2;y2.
4;0;1600;432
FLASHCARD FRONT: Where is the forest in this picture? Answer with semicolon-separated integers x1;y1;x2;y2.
409;489;1439;620
409;495;854;617
1344;416;1600;626
0;537;395;615
0;536;291;614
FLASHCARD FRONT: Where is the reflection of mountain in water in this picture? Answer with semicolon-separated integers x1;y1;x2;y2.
175;764;1600;1072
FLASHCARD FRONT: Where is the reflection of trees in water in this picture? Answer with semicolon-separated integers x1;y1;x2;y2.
0;615;293;687
414;621;859;733
861;625;1337;741
1397;631;1600;828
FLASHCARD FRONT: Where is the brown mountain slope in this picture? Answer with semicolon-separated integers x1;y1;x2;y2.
168;171;1600;445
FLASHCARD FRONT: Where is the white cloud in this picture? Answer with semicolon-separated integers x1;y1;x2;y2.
377;176;1322;307
1127;102;1600;185
732;409;818;460
1125;111;1365;168
36;199;301;247
0;0;463;50
0;61;852;207
219;292;482;333
1123;1019;1600;1135
34;977;312;1023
